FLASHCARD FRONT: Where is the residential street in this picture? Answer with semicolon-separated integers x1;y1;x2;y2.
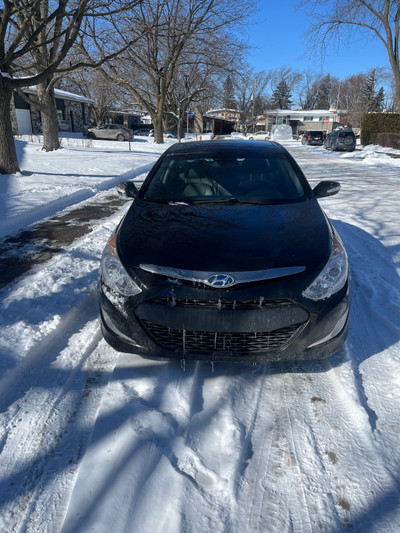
1;139;400;533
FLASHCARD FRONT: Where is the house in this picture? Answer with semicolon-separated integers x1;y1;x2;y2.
104;108;147;130
207;108;241;121
204;108;241;134
257;108;348;136
11;87;93;134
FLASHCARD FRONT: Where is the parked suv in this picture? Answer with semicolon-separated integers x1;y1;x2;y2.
324;128;356;152
301;130;324;146
87;124;133;141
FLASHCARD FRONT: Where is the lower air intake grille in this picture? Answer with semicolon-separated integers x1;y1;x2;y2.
141;320;304;354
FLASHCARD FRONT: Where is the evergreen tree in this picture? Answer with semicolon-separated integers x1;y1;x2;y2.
374;87;385;111
271;80;292;109
222;75;237;109
362;69;385;111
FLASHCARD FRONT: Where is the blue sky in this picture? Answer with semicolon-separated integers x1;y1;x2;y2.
246;0;391;81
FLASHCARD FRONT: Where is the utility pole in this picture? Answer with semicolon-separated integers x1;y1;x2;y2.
178;94;181;143
185;75;189;139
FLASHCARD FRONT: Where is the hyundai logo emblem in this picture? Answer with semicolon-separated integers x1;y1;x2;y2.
207;274;235;288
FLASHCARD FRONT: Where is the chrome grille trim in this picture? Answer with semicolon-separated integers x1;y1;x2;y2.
139;264;306;288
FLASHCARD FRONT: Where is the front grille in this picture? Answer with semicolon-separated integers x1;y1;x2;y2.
150;297;294;310
141;320;305;354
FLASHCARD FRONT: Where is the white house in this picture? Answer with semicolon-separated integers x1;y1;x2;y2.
258;108;347;136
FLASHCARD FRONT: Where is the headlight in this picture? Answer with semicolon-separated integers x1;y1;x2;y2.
302;231;348;301
100;235;142;297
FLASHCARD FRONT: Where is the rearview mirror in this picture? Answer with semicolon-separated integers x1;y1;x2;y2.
116;181;138;198
313;181;341;199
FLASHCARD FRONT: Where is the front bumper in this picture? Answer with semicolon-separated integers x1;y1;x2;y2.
98;273;351;363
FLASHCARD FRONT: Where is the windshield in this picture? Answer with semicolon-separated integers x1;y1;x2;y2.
143;153;307;204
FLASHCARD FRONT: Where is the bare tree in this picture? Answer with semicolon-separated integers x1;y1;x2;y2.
298;0;400;110
60;70;120;126
334;73;368;127
165;58;226;135
96;0;257;143
0;0;138;174
233;68;273;132
298;69;319;109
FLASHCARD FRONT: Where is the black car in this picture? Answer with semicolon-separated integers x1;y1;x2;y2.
324;128;356;152
301;130;325;146
98;141;350;363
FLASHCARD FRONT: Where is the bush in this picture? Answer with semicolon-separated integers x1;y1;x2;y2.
370;132;400;149
361;113;400;146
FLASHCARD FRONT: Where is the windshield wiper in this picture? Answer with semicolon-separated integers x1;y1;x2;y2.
148;197;276;206
190;197;241;204
145;198;189;205
191;197;272;205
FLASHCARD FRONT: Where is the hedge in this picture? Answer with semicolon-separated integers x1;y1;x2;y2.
369;132;400;150
361;113;400;146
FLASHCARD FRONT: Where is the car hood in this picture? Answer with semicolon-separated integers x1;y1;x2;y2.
117;199;331;273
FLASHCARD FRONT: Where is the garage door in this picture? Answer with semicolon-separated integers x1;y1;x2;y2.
15;109;33;134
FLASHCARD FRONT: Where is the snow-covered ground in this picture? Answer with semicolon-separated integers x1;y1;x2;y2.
1;136;400;533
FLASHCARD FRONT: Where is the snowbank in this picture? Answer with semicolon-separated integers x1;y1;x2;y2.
271;124;293;141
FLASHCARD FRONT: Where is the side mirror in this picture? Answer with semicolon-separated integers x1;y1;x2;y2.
313;180;341;199
116;181;138;198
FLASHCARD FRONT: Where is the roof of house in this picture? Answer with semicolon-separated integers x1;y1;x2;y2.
23;86;94;104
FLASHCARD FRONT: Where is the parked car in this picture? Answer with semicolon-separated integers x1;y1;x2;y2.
148;130;177;138
301;130;324;146
98;141;350;363
133;128;152;136
324;128;356;152
58;119;70;131
248;131;270;141
87;124;133;141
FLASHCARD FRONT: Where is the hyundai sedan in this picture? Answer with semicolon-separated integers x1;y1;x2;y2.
98;141;350;363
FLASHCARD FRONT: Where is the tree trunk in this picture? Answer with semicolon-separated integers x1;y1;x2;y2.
393;70;400;112
194;106;204;133
38;81;60;152
0;84;21;175
153;115;164;144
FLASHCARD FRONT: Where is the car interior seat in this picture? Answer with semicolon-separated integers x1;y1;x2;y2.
181;165;215;197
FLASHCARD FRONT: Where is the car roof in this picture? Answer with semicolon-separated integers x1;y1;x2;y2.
164;140;287;156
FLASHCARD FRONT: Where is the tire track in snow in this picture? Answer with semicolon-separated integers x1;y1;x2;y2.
229;352;400;532
0;199;127;532
0;311;119;533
